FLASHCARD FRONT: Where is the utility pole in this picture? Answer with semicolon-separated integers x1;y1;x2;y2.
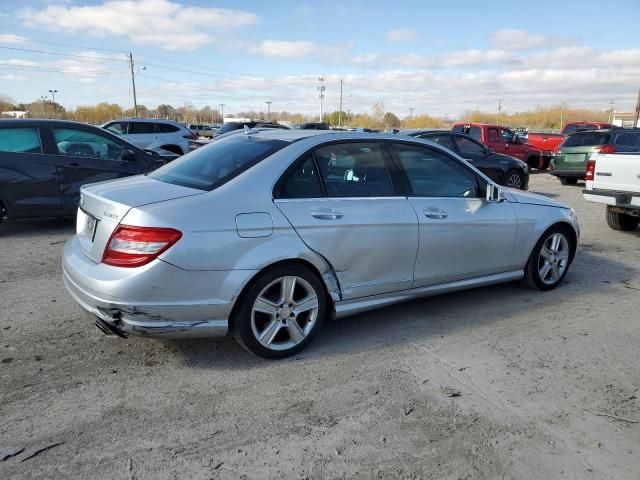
40;95;47;117
634;87;640;128
317;77;325;122
128;52;139;117
409;107;414;118
219;104;225;122
338;79;343;127
496;99;502;124
608;99;615;124
560;101;565;130
48;89;58;118
266;101;272;120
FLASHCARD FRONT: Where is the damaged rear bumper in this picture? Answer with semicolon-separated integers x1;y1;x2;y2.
62;237;255;339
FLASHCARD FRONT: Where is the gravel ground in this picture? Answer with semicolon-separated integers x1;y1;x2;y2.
1;173;639;480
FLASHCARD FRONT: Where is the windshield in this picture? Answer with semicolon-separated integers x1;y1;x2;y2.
149;135;289;191
561;132;610;148
217;123;244;135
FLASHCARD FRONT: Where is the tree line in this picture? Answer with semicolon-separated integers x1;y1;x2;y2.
0;94;611;132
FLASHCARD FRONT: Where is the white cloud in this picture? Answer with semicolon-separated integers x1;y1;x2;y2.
0;74;27;80
249;40;316;58
249;40;351;61
18;0;259;51
385;28;418;42
0;33;27;44
490;28;575;51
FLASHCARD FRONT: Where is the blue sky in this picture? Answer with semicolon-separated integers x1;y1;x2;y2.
1;0;639;117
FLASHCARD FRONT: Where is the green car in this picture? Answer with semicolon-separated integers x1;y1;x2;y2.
551;130;614;185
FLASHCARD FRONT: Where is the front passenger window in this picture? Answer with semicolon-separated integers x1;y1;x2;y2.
392;144;479;198
53;128;125;161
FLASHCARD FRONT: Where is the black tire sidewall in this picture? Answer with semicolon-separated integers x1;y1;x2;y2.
526;226;573;291
233;264;327;359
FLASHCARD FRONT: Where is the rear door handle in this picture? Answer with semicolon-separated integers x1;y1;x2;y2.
423;207;448;219
310;208;343;220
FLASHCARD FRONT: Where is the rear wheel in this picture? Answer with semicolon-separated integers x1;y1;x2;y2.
606;206;640;231
505;169;525;190
559;176;578;185
524;226;573;291
526;155;540;171
232;264;327;359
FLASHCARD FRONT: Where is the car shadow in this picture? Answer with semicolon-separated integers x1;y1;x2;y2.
529;191;561;198
170;250;634;368
0;217;75;238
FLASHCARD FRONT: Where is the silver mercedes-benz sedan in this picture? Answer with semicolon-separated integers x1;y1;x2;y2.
63;130;580;358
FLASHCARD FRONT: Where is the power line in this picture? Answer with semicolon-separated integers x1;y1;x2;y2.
0;45;128;62
0;64;123;75
0;34;128;54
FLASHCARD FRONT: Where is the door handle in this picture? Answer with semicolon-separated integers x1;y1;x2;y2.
423;207;448;219
310;208;343;220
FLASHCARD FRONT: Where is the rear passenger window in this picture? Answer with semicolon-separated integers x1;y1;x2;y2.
314;143;395;198
392;144;479;198
0;127;41;154
129;122;156;134
422;135;454;150
157;123;180;133
277;155;324;198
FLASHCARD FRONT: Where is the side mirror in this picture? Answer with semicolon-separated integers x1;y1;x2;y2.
486;183;505;202
122;149;137;161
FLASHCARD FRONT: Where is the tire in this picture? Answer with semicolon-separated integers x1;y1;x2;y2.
504;169;526;190
232;264;327;359
606;206;640;231
524;225;574;291
541;157;551;170
526;155;540;171
559;177;578;185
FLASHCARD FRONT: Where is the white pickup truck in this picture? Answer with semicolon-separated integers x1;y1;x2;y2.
583;146;640;231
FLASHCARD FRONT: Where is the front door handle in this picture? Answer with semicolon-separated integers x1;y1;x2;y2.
423;207;448;219
310;208;343;220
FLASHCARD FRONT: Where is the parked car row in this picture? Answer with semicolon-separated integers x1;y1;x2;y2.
551;129;640;185
62;129;580;358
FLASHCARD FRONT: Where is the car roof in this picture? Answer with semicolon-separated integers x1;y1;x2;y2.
116;118;183;125
0;118;104;127
400;129;449;136
238;128;438;144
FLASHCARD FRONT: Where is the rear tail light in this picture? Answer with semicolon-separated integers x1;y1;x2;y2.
597;145;616;154
585;160;596;181
183;133;198;140
102;225;182;267
553;147;561;155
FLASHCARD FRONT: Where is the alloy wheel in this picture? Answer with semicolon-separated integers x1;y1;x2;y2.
251;276;319;351
537;232;569;285
506;172;522;189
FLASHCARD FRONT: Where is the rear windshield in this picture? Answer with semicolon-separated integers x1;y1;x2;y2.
613;131;640;146
217;123;244;135
452;125;481;141
149;135;288;191
561;132;610;147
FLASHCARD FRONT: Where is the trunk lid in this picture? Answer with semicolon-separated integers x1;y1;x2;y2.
592;152;640;193
75;175;204;263
555;146;601;171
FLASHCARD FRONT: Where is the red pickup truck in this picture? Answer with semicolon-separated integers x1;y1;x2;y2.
452;123;544;170
526;122;614;168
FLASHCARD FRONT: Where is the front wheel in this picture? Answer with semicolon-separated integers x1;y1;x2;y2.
606;206;640;231
524;226;573;291
232;264;326;359
504;169;526;190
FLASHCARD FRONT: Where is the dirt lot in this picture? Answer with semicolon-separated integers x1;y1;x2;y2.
1;173;639;479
